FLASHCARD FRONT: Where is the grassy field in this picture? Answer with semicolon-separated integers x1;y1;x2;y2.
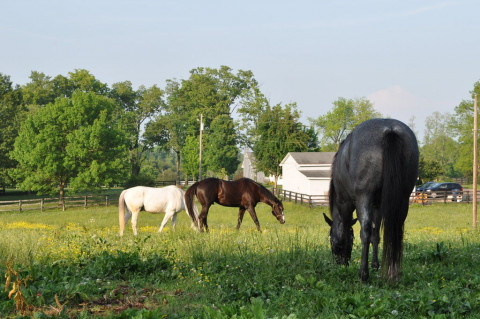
0;200;479;318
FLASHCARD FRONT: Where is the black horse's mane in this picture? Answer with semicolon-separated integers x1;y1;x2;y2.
328;134;351;215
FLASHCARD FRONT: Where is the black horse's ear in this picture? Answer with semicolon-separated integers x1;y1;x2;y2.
323;213;333;226
351;218;358;226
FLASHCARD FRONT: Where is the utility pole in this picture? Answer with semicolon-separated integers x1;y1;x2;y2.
198;113;203;181
474;94;478;230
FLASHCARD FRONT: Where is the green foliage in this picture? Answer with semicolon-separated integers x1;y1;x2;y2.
310;97;381;151
450;81;480;177
182;135;200;180
0;73;25;190
418;156;444;183
421;112;460;179
110;81;165;176
253;103;310;182
204;114;240;177
11;91;129;197
145;66;254;179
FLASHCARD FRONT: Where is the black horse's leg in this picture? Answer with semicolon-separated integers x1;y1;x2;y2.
237;207;246;230
370;208;381;270
356;198;374;281
246;206;261;232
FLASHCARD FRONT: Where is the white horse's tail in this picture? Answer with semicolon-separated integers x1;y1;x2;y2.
119;190;127;236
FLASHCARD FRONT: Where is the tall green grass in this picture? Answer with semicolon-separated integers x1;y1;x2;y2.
0;202;479;318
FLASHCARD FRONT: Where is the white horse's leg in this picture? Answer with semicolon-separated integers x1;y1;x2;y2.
171;212;178;230
158;210;174;233
121;210;132;236
131;211;139;236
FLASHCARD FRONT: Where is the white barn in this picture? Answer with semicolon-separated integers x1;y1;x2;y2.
242;151;283;185
242;151;266;183
280;152;335;197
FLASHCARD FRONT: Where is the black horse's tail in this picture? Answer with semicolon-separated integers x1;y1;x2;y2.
380;130;410;280
185;182;200;229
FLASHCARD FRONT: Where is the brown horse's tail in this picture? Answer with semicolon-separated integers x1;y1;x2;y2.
185;183;200;229
118;189;128;236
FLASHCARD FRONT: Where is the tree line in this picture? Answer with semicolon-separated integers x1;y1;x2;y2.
0;67;479;198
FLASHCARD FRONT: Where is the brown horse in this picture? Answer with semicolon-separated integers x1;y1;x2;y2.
184;177;285;232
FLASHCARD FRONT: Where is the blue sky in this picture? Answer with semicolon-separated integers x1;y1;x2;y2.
1;0;479;141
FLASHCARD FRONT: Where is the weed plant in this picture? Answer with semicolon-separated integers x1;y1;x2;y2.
0;202;479;318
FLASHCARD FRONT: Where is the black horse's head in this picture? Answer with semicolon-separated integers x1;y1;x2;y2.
323;213;357;265
272;201;285;224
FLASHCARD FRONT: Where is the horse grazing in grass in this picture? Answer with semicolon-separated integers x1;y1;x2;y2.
324;118;419;281
118;185;199;236
184;177;285;232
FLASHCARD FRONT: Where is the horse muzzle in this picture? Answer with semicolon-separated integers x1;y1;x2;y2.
334;254;350;266
278;215;285;224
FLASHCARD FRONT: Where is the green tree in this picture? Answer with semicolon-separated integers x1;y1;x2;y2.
418;156;444;184
144;79;190;185
421;111;459;178
110;81;164;177
253;103;310;187
450;80;480;177
181;135;200;183
21;71;56;109
11;91;129;199
310;97;381;151
145;66;254;181
0;74;25;192
204;114;240;178
236;81;269;148
23;69;108;107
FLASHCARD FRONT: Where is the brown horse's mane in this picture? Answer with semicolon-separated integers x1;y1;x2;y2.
255;180;280;205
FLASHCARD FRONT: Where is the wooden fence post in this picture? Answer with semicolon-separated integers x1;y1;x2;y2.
105;195;109;206
62;198;65;211
84;196;87;208
41;198;44;212
19;200;22;212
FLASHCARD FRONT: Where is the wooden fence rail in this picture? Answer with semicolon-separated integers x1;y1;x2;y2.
2;189;480;213
271;188;480;208
0;194;120;213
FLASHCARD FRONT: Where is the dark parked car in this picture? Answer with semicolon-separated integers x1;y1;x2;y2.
425;182;463;200
416;181;435;192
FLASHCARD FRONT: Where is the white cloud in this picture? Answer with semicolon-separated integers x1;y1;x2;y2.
368;85;437;140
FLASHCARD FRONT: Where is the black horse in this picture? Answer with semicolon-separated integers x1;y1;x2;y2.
323;118;419;281
184;177;285;232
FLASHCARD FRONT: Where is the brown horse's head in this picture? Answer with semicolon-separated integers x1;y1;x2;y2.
323;213;357;265
272;201;285;224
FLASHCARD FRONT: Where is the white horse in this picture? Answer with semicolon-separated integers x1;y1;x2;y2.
118;185;199;236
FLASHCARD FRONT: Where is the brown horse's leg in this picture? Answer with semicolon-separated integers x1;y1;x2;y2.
246;207;261;232
198;204;211;232
236;208;246;230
